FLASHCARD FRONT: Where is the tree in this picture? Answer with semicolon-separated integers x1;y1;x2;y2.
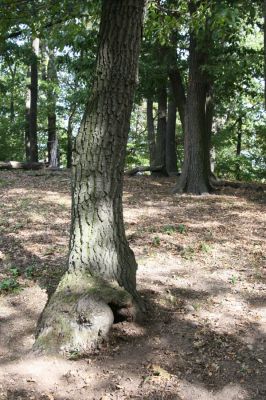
46;48;59;168
25;37;39;162
35;0;146;355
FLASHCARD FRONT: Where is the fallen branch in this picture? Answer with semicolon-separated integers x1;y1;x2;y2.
125;165;165;176
0;161;46;170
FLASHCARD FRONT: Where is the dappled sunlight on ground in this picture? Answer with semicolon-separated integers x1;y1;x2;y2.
0;171;265;399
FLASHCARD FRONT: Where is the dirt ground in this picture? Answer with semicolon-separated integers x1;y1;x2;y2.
0;170;265;400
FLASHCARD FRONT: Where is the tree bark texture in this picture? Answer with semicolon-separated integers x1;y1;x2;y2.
25;37;39;163
35;0;146;356
47;50;59;168
166;83;178;176
173;5;212;194
146;99;156;167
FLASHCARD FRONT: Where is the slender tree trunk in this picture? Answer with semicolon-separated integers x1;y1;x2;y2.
235;117;242;180
47;50;58;168
205;83;214;178
146;98;156;167
264;0;266;109
166;84;178;176
66;107;76;169
25;67;31;161
25;37;39;162
169;68;186;133
35;0;146;356
154;83;167;175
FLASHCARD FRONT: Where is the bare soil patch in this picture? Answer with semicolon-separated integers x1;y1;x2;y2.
0;171;265;399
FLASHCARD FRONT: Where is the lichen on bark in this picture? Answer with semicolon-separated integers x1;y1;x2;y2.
35;0;147;356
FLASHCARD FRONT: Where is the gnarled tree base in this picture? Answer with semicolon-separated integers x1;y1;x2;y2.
34;272;134;357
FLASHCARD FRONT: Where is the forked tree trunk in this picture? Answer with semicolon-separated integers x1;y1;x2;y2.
35;0;146;356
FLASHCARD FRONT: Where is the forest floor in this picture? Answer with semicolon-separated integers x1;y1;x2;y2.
0;170;265;400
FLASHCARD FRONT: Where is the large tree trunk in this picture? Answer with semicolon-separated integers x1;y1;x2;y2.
25;37;39;162
166;83;178;176
146;98;156;167
47;50;59;168
173;6;212;194
35;0;146;356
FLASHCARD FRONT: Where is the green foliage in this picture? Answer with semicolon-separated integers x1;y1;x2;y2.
152;236;161;246
0;277;20;293
177;224;186;234
162;225;176;235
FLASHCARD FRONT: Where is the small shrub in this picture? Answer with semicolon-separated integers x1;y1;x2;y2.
199;242;211;253
177;224;186;234
152;236;161;246
162;225;176;235
0;278;20;292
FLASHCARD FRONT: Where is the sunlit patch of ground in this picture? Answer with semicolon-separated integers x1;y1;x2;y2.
0;171;265;399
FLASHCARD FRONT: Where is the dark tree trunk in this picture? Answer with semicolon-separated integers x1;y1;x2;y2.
154;83;168;175
166;82;178;176
25;67;31;161
25;37;39;162
169;68;186;133
47;50;58;168
173;6;212;194
146;98;156;167
235;117;242;180
264;0;266;109
35;0;146;356
66;107;75;169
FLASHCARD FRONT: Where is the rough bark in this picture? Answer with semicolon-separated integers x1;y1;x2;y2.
25;37;39;162
35;0;146;356
173;5;212;195
166;83;178;176
47;50;59;168
146;99;156;167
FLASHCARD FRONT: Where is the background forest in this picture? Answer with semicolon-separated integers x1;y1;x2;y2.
0;0;265;183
